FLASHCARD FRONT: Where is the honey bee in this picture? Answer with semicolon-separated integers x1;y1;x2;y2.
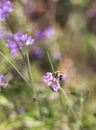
52;71;64;81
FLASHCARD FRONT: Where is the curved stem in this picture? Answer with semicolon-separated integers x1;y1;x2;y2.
47;52;54;72
0;51;30;87
59;85;78;120
26;47;43;119
26;47;36;96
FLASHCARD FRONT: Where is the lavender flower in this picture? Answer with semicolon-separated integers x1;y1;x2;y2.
0;0;12;21
51;85;59;92
0;75;7;88
35;29;45;40
43;72;53;84
7;32;35;56
30;46;43;59
14;32;22;42
25;36;35;46
44;27;55;38
35;27;55;40
7;34;24;55
3;0;12;12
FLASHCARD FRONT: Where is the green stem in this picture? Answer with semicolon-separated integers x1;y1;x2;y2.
59;85;78;120
0;51;30;87
79;92;84;127
47;52;54;72
26;47;36;96
26;48;43;119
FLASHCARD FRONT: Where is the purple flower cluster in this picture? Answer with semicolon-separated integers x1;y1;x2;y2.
35;27;55;40
43;71;67;92
7;32;35;55
0;0;12;21
0;75;7;88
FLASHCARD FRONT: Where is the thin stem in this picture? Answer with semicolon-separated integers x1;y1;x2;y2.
0;51;30;87
59;85;78;120
26;47;36;96
47;52;54;72
79;92;84;127
26;47;43;119
19;49;26;62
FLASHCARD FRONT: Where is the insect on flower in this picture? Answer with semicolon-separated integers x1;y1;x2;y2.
43;71;67;92
52;71;65;81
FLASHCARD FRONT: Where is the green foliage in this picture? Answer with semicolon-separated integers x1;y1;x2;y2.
0;0;96;130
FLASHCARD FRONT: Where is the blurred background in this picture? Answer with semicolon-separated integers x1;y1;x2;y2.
0;0;96;130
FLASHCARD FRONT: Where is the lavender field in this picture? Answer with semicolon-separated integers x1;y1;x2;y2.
0;0;96;130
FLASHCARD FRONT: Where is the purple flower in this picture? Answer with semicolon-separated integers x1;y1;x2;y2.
18;107;25;115
51;85;59;92
0;75;7;88
20;34;28;41
53;52;61;60
44;27;55;38
43;72;53;84
14;32;22;42
30;46;43;59
0;0;12;21
3;0;12;12
21;34;35;45
35;27;55;40
7;36;24;55
35;29;45;40
0;9;7;21
25;36;35;46
0;27;10;40
86;8;96;19
6;32;35;56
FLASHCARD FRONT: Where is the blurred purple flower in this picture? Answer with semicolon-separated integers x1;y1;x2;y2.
43;72;53;84
0;27;10;40
86;8;96;19
0;75;7;88
20;34;28;41
53;52;61;60
14;32;22;42
35;29;45;40
7;36;24;55
0;9;7;21
18;107;25;115
25;36;35;46
7;32;35;56
30;46;43;59
35;27;55;40
44;27;55;38
0;0;12;21
51;85;59;92
3;0;12;12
